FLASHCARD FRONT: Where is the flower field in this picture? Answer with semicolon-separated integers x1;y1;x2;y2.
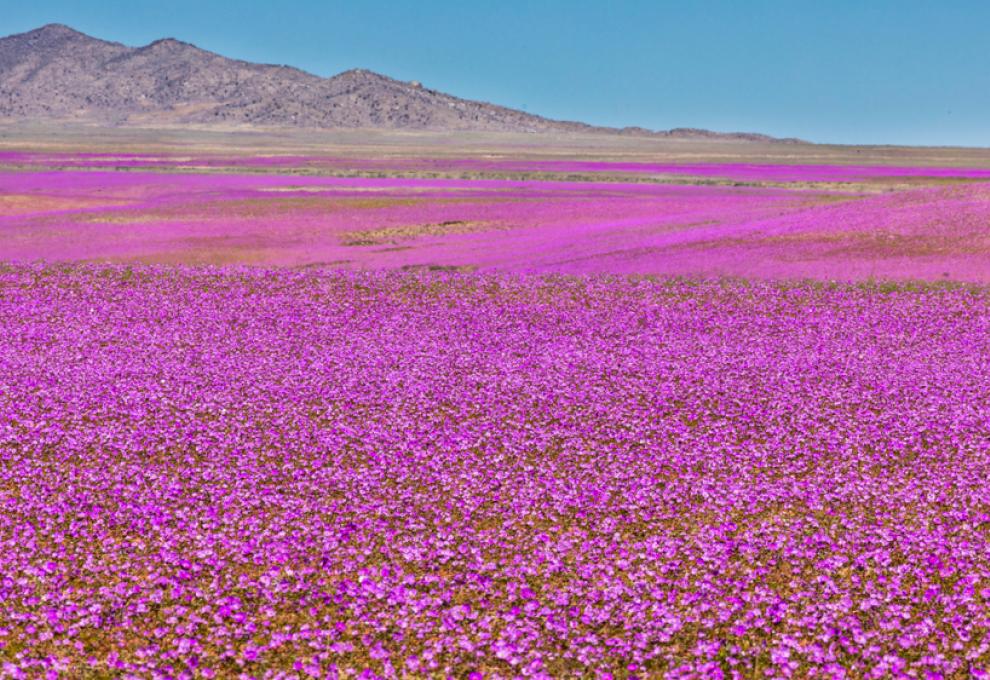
3;154;990;281
2;266;990;677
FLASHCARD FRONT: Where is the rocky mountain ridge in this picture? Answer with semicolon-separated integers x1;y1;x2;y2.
0;24;802;141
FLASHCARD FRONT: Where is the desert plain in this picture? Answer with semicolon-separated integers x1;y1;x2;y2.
2;125;990;677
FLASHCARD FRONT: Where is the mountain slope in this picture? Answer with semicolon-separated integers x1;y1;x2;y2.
0;24;799;140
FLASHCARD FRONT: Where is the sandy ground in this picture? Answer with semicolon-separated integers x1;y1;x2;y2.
3;122;990;167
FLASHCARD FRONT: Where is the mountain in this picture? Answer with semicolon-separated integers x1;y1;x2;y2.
0;24;801;141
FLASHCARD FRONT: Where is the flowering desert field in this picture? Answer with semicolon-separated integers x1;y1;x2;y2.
5;139;990;281
3;131;990;677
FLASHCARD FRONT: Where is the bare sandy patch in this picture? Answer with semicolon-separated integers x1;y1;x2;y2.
0;194;127;215
340;220;498;246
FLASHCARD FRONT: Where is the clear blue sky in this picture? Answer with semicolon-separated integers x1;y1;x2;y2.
6;0;990;146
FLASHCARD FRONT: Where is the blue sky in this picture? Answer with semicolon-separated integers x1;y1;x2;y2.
6;0;990;146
